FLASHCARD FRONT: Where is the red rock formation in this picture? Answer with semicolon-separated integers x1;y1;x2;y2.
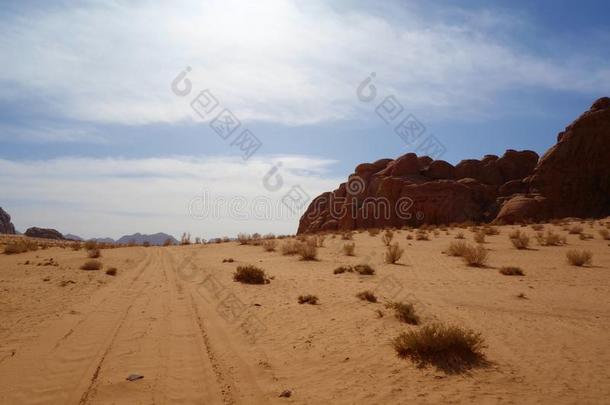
25;227;65;240
496;97;610;223
299;97;609;233
0;207;16;234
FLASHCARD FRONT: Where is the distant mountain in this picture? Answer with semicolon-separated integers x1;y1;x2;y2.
116;232;178;246
90;237;116;244
65;234;83;241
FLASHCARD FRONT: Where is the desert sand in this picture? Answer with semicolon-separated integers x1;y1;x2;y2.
1;221;610;404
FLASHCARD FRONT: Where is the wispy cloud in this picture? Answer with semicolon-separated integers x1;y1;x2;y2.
0;154;341;239
1;0;608;127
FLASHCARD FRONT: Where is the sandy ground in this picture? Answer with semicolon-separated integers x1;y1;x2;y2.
1;221;609;404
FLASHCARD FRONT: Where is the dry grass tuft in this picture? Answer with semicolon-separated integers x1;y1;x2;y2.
281;240;300;256
343;242;356;256
297;239;318;261
499;266;524;276
233;265;269;284
298;294;318;305
455;232;465;240
4;240;39;255
462;245;488;267
598;229;610;240
384;243;404;264
81;260;102;271
473;231;486;244
392;323;486;373
333;265;353;275
415;231;430;241
386;301;420;325
447;240;469;257
356;290;377;303
262;239;277;252
353;264;375;275
566;250;593;267
569;225;584;234
509;229;530;250
87;248;101;259
381;230;394;246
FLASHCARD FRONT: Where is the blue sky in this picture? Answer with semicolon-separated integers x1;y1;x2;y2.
1;0;609;239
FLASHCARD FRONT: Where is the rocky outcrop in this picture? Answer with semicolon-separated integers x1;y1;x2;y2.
299;97;610;232
25;227;65;240
0;207;16;234
496;97;610;223
298;147;539;233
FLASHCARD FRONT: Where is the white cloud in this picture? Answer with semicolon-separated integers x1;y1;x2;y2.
1;0;608;126
0;154;341;239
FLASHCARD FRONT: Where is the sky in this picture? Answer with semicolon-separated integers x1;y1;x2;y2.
1;0;609;240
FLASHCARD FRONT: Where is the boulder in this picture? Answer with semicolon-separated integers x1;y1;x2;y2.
454;159;483;180
0;207;16;234
496;150;539;182
494;195;547;224
25;227;65;240
424;160;455;180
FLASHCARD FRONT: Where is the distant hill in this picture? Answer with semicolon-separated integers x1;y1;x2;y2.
65;234;83;241
116;232;178;246
90;237;115;244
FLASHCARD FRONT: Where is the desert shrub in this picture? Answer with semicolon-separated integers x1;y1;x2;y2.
381;230;394;246
356;290;377;303
343;242;356;256
222;258;235;263
81;260;102;271
499;266;524;276
568;225;584;235
473;231;485;244
237;233;252;245
455;232;465;240
353;264;375;275
536;230;565;246
415;231;430;241
462;245;488;267
392;323;485;372
566;250;593;267
4;242;29;255
298;294;318;305
297;239;318;261
406;234;413;240
599;229;610;240
262;239;277;252
368;228;381;237
341;232;354;240
233;265;269;284
72;243;82;251
386;301;419;325
142;241;150;247
333;265;353;274
447;241;469;257
87;248;101;258
482;226;500;236
509;230;530;250
105;267;117;276
316;235;326;247
385;243;404;264
181;232;192;245
163;238;173;246
84;240;97;250
281;240;300;256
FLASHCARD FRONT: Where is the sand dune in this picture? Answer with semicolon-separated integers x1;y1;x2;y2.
1;221;610;404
